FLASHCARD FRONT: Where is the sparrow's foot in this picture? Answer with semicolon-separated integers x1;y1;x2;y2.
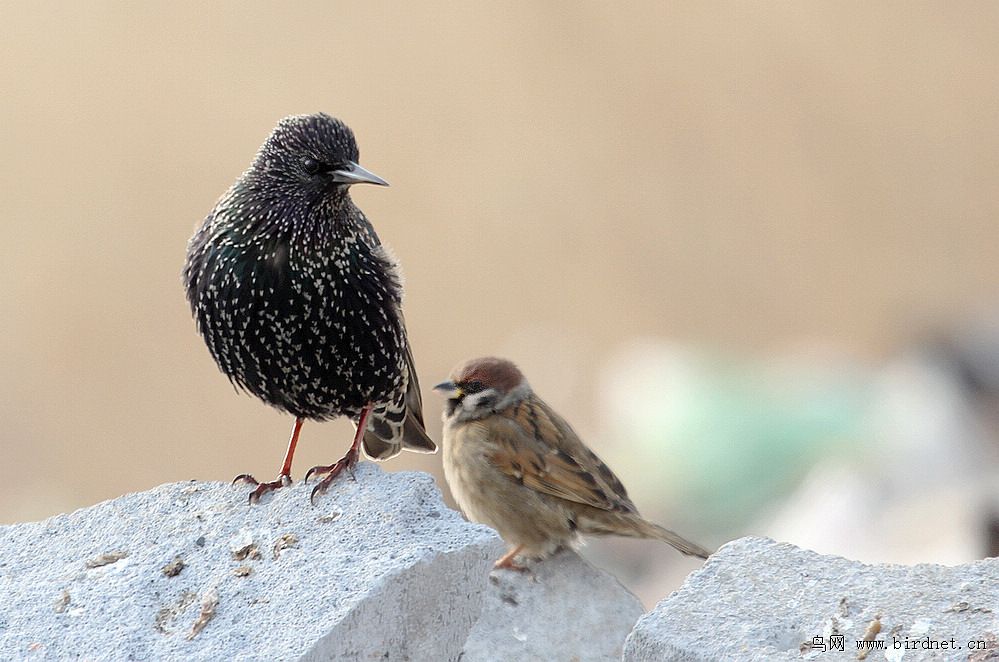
305;446;361;505
232;473;292;505
492;545;530;572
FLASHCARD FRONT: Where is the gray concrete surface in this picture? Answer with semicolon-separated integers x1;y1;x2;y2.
0;463;503;661
624;536;999;662
462;549;645;661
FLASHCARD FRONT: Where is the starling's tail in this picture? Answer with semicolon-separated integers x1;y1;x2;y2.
629;518;713;560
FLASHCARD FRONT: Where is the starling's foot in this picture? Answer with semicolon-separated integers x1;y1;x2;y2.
305;446;361;505
232;473;292;505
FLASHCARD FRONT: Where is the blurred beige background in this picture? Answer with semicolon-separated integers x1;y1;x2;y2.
3;2;999;606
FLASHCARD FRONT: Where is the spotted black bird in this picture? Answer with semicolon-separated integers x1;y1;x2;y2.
184;113;437;504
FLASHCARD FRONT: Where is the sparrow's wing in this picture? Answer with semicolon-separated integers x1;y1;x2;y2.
486;395;636;514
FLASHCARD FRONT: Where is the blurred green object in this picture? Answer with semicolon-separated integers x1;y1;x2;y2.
600;344;871;530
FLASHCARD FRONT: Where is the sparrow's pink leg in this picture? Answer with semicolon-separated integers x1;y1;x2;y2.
306;404;373;505
233;417;304;505
493;545;528;571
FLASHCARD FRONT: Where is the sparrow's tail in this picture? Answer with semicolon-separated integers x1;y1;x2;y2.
630;518;713;560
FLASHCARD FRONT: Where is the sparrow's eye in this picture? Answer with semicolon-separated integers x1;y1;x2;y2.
463;381;485;394
302;157;322;175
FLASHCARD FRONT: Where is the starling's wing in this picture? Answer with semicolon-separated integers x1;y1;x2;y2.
352;218;437;458
485;395;637;514
361;426;401;460
361;339;437;460
398;341;438;452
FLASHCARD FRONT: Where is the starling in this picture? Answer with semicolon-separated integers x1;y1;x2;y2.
183;113;437;504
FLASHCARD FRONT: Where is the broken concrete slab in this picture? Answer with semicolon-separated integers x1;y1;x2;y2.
462;549;645;661
0;463;503;661
624;536;999;661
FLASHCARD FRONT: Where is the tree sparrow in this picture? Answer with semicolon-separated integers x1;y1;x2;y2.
435;357;711;569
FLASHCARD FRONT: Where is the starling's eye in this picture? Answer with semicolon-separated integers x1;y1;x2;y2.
463;381;485;394
302;157;322;175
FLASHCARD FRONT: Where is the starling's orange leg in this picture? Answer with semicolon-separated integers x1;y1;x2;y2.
306;404;373;505
493;545;528;571
234;417;304;504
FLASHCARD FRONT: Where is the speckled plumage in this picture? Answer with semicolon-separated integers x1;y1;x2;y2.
184;114;435;486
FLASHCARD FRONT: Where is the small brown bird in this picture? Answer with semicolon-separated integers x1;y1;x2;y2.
435;357;711;570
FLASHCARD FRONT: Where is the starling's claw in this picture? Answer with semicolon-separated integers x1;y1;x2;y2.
303;465;322;485
232;473;259;487
309;481;328;506
233;473;291;505
307;462;348;506
305;447;361;505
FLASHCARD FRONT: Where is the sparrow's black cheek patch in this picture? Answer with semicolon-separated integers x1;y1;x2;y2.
476;395;497;410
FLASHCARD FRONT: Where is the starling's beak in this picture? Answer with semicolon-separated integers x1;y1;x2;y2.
433;381;462;399
331;161;389;187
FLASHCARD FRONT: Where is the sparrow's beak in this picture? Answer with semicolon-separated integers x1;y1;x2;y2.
433;381;462;398
331;161;389;187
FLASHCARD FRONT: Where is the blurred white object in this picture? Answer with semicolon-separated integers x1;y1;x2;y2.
765;355;993;564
